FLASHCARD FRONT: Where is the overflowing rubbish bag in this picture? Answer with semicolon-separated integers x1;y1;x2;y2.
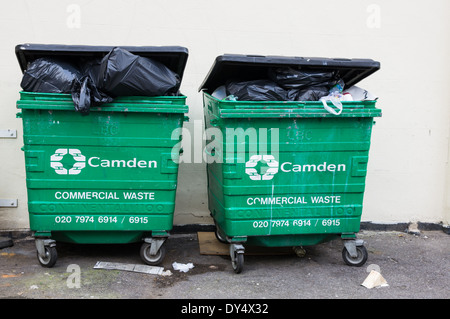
226;80;287;101
96;47;180;97
270;67;339;102
268;67;339;90
20;57;82;94
223;67;342;103
287;86;330;102
213;66;377;115
20;47;181;115
71;75;114;114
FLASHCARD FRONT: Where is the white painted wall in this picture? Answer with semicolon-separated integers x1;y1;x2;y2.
0;0;449;230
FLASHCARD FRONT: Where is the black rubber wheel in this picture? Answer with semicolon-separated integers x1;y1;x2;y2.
342;245;368;267
214;226;228;244
37;246;57;268
232;252;244;274
140;243;166;266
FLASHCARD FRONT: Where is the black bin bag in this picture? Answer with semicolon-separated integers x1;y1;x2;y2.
19;46;184;114
72;58;114;114
20;57;82;94
268;67;338;90
96;47;181;97
71;75;114;114
287;86;330;102
226;80;287;101
20;57;112;115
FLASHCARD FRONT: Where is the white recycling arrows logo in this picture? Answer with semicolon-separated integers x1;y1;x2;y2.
245;155;279;181
50;149;86;175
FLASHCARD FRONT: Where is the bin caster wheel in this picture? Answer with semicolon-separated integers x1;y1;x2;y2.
230;244;245;274
293;246;306;258
140;242;166;266
37;246;58;268
232;253;244;274
342;245;368;267
215;226;228;244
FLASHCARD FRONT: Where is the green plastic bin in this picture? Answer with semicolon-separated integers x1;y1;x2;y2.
199;54;381;273
15;44;189;267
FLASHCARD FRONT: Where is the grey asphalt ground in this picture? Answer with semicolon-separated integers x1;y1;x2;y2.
0;229;448;302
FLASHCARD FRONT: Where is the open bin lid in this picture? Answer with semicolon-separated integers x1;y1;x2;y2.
15;43;189;82
199;54;380;93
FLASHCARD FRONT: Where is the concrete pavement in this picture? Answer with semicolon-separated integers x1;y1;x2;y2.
0;229;448;301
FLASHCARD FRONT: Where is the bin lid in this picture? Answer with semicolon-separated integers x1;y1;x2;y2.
15;43;189;81
198;54;380;92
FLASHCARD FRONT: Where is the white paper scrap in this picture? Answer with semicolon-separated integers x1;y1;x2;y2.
172;262;194;273
361;270;389;289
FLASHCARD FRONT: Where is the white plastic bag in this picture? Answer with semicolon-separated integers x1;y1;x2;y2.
320;80;345;115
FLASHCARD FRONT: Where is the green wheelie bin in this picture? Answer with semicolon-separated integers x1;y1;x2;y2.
199;54;381;273
15;44;189;267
